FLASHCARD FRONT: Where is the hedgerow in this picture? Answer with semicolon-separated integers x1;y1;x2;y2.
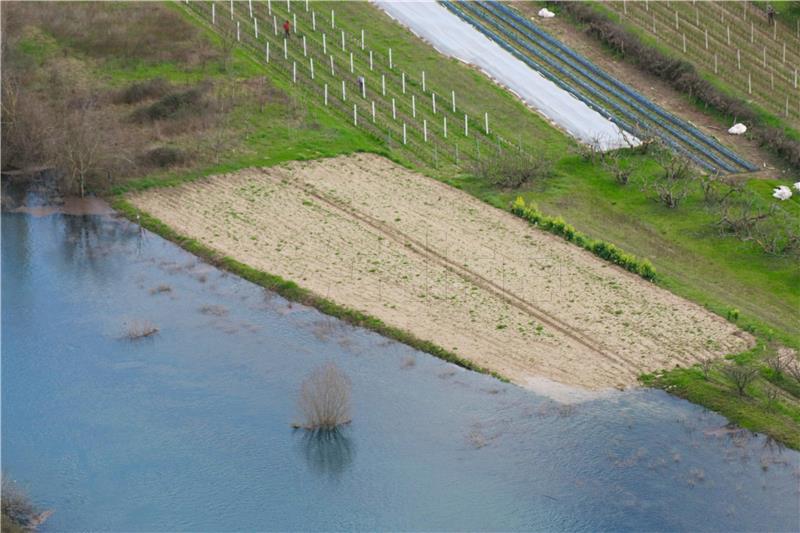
511;196;657;281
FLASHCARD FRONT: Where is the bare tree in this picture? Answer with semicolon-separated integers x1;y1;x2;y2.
716;197;773;237
722;364;759;396
52;97;107;197
1;74;51;170
699;172;743;205
716;198;800;258
217;21;237;73
297;362;351;430
765;353;787;376
602;150;633;185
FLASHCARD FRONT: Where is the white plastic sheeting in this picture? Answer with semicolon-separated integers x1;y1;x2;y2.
373;0;638;150
538;8;556;18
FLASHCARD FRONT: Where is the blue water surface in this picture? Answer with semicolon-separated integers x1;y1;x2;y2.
2;212;798;532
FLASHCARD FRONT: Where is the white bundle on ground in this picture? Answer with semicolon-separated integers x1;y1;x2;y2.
728;123;747;135
772;185;793;200
538;8;555;18
793;182;800;192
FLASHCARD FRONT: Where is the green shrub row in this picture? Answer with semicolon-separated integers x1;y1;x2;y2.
511;196;657;281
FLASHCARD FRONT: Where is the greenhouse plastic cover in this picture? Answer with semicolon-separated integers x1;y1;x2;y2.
373;0;638;150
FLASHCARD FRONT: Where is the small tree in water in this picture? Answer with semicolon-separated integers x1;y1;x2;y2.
297;362;351;430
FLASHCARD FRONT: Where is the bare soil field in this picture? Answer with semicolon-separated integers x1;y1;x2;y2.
130;154;753;390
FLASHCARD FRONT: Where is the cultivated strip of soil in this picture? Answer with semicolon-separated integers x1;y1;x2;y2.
130;154;753;389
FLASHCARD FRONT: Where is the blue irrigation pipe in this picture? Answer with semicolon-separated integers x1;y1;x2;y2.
442;1;717;172
485;1;758;172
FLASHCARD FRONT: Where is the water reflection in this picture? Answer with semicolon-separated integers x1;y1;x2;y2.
295;428;355;479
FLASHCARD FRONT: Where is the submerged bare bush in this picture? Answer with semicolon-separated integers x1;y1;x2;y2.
297;362;351;430
122;320;159;340
199;304;228;316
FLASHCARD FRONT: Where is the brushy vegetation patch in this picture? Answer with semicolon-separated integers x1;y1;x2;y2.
469;151;554;189
114;77;170;105
0;2;270;196
555;0;800;169
2;2;219;68
139;146;188;169
131;86;209;123
511;196;656;280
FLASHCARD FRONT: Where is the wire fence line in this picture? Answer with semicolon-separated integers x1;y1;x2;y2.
183;0;535;175
611;0;800;125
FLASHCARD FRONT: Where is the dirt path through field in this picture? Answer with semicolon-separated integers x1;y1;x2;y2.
131;154;752;389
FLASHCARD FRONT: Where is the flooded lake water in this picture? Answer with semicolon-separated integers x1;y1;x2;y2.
2;211;798;531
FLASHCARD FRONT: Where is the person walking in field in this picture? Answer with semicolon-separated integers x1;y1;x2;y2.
283;19;291;38
357;75;365;95
767;5;776;26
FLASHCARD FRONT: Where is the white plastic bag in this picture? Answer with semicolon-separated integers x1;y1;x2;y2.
772;185;792;200
727;123;747;135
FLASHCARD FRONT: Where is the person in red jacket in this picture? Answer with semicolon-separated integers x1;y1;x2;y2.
283;19;291;38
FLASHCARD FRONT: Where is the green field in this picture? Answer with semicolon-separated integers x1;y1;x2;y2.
4;0;799;447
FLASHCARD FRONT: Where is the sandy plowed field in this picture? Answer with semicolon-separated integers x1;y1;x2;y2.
131;154;752;389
